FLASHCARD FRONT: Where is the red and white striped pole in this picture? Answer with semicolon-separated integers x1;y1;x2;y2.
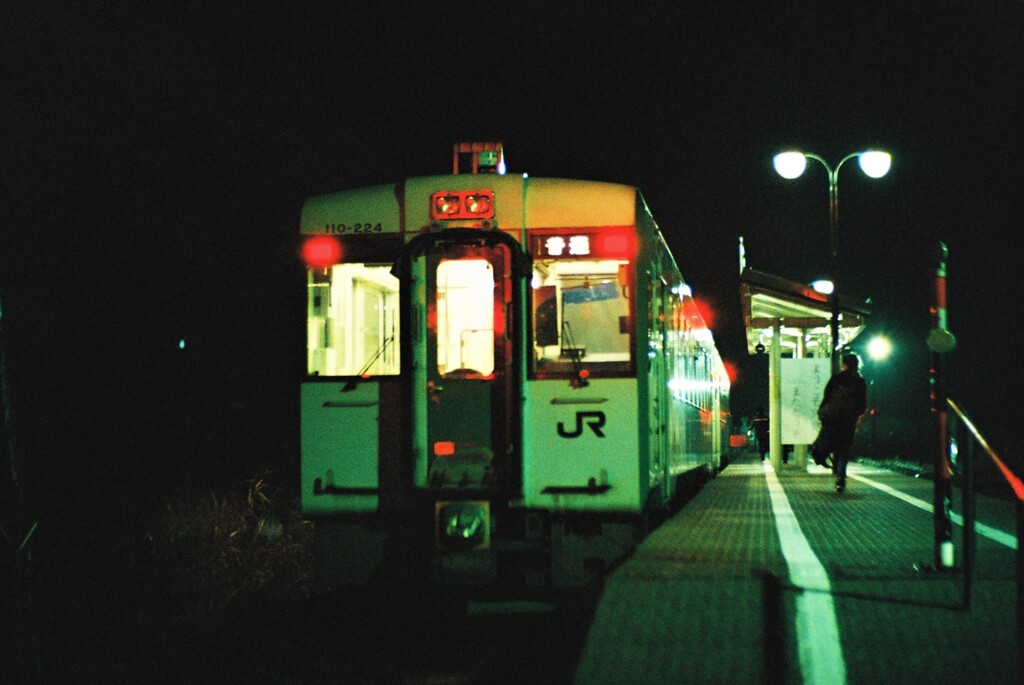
927;242;957;568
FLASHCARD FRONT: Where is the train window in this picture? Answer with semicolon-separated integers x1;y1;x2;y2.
435;259;495;377
306;263;400;377
531;258;632;376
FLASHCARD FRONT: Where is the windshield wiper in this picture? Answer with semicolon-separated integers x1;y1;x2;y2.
342;336;394;392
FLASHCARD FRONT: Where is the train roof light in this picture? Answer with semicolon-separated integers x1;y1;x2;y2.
302;236;342;267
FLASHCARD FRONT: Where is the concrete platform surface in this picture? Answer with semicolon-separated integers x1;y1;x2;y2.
574;453;1018;685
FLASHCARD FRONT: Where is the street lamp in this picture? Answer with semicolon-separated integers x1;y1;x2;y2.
773;149;892;373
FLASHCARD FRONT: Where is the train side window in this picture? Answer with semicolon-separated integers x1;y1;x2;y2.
531;258;632;376
306;263;400;377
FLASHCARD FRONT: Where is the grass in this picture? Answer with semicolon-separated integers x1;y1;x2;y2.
146;472;321;624
5;470;345;682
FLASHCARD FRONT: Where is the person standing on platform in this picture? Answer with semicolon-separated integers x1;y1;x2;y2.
816;353;868;492
752;407;769;461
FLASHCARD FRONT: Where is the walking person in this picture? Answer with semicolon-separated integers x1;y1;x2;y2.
816;353;867;492
752;407;769;461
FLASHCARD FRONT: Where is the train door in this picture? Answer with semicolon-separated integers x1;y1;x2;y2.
394;229;529;555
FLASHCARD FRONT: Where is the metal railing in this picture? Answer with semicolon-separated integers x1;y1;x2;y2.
946;396;1023;674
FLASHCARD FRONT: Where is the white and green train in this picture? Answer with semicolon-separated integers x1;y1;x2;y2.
300;143;730;591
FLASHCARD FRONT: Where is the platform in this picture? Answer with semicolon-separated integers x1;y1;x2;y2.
574;452;1019;684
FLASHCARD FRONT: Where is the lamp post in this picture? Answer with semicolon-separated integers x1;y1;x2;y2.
773;150;892;373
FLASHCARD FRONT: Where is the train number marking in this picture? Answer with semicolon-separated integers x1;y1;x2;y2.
324;222;383;234
557;411;606;438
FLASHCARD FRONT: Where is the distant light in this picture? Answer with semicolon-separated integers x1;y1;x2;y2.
867;335;892;361
178;338;186;350
858;151;892;178
773;151;807;179
811;279;834;295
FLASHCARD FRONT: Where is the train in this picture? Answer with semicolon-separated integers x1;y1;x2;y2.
299;143;730;593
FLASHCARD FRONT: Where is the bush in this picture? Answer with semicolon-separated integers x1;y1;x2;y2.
145;472;321;625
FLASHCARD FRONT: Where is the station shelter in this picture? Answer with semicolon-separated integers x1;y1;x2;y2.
739;257;869;471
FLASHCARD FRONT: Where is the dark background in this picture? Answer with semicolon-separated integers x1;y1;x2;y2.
3;1;1022;509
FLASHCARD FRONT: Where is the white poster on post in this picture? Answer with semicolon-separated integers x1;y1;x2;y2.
781;358;831;444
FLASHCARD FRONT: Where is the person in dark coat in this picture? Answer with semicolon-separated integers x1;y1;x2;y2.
818;353;868;492
752;407;769;461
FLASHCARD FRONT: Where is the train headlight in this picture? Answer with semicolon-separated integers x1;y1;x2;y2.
435;501;490;550
464;193;491;215
430;190;495;220
433;194;461;217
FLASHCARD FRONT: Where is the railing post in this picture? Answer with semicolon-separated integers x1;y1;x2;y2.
1018;499;1024;678
961;414;974;609
927;242;957;568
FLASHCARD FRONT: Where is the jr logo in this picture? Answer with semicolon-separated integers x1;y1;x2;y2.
557;411;606;438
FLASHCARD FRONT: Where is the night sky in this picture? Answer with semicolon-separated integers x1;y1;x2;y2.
3;2;1022;501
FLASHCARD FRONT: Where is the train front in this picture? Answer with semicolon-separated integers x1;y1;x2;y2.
299;144;717;593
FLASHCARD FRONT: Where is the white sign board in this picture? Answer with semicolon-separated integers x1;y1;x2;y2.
781;358;831;444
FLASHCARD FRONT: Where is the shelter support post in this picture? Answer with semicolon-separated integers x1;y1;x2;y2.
769;319;783;472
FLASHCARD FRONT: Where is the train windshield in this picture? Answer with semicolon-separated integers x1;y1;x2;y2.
306;262;400;377
531;257;632;376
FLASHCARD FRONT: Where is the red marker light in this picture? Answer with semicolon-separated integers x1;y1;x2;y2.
723;360;738;383
302;236;342;267
596;231;634;258
434;441;456;457
691;297;716;330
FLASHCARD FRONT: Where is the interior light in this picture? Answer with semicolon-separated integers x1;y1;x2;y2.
302;236;342;267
